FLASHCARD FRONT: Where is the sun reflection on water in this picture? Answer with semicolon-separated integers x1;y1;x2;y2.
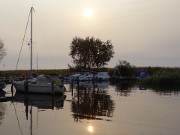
88;125;94;133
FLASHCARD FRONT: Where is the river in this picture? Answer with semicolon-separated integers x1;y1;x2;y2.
0;81;180;135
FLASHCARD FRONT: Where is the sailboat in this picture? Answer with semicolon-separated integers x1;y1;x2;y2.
13;7;65;94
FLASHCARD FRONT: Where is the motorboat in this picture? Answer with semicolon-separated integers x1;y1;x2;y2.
79;72;93;81
69;73;81;82
97;72;110;81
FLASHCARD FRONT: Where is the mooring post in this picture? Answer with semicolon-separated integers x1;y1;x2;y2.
71;79;74;96
77;77;80;106
51;82;54;96
51;94;54;110
93;73;95;84
77;77;79;92
51;82;55;110
11;83;14;98
25;78;29;94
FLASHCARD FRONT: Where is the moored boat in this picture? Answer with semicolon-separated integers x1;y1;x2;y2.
13;75;65;94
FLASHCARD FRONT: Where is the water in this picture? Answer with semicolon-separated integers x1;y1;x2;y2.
0;82;180;135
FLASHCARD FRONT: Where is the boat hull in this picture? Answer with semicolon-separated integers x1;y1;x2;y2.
13;81;64;94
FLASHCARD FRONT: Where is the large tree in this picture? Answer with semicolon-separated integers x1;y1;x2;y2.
0;39;6;63
69;37;114;69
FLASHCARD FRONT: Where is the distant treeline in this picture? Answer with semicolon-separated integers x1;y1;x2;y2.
0;69;70;77
1;67;180;77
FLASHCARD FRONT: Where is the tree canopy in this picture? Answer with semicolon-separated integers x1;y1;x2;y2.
115;60;136;77
69;37;114;69
0;39;6;63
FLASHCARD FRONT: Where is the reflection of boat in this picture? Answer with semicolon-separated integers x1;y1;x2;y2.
72;81;109;89
13;92;66;109
0;89;6;100
0;82;6;90
97;82;109;89
14;75;65;94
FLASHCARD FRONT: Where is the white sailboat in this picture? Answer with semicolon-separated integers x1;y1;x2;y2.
13;7;65;94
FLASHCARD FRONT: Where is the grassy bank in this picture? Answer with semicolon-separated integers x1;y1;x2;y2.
1;67;180;79
141;71;180;85
0;69;71;77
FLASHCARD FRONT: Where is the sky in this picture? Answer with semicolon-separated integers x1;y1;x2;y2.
0;0;180;70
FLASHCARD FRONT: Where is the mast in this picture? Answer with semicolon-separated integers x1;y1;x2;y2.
30;7;33;76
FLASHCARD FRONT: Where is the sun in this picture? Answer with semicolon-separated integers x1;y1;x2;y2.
84;9;93;17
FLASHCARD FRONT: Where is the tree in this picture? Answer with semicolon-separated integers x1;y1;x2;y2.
0;39;6;63
115;60;136;77
69;37;114;69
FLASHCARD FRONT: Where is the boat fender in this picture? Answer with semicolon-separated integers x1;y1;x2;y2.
55;80;61;86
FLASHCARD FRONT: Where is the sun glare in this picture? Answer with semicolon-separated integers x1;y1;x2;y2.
84;9;93;17
88;126;94;133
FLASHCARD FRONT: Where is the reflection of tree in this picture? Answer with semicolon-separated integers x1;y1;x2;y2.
0;103;6;126
0;90;6;125
144;84;180;96
71;86;114;122
110;81;136;97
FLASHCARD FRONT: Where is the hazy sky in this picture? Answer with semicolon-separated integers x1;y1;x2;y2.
0;0;180;70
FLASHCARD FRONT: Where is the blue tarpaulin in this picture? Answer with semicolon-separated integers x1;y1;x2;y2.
138;71;148;78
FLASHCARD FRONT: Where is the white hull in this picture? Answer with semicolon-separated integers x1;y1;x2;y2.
97;72;110;81
14;81;64;94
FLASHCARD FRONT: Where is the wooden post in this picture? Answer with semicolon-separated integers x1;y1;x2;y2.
51;82;54;96
51;94;54;110
71;79;74;96
11;83;14;98
51;82;54;110
24;78;29;94
77;77;79;92
77;77;79;107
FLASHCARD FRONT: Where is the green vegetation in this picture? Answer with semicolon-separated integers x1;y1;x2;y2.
141;71;180;85
0;69;70;77
69;36;114;69
115;60;136;77
1;57;180;87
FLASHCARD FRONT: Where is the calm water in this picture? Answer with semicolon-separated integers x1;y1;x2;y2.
0;82;180;135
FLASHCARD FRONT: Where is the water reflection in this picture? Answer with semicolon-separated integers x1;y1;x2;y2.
0;103;6;126
144;85;180;95
0;90;6;126
72;81;109;89
71;82;114;122
138;84;147;90
88;125;94;133
13;92;66;110
110;81;137;96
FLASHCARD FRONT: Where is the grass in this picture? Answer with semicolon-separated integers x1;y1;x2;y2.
141;71;180;85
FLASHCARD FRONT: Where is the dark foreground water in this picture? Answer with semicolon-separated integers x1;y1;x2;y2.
0;82;180;135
